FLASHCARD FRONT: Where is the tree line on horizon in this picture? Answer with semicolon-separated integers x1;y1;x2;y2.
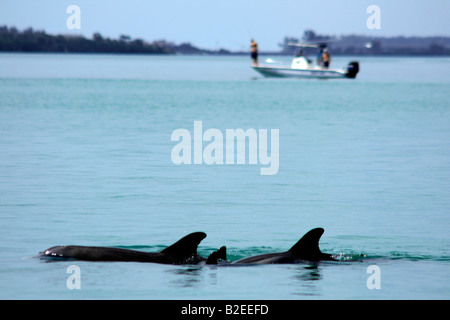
278;30;450;56
1;26;449;56
0;25;228;55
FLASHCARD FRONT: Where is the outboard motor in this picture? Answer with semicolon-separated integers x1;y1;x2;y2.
345;61;359;78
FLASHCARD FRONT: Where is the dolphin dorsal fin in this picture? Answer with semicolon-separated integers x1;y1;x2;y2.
161;232;207;259
205;246;227;265
216;246;227;261
288;228;325;260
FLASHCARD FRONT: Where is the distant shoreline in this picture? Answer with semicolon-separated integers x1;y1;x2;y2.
1;51;449;58
1;26;449;56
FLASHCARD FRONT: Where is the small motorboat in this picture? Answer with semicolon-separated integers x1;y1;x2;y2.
252;43;359;79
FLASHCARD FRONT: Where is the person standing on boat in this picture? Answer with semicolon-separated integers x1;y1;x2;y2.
322;48;331;68
250;39;258;66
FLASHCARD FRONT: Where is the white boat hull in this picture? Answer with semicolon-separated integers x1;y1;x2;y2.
252;61;359;79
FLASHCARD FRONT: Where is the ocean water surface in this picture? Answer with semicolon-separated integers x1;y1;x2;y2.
0;53;449;299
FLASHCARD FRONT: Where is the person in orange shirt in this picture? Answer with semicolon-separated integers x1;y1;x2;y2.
250;39;258;66
322;48;331;68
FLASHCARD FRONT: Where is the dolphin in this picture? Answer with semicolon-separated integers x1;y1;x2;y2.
222;228;336;264
39;232;210;265
205;246;227;264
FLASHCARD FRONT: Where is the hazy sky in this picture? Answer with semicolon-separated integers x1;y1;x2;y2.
1;0;449;50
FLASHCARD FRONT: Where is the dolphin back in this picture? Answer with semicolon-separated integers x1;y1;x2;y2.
39;232;208;264
289;228;334;261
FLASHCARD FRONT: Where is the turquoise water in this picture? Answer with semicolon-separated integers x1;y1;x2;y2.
0;53;449;299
